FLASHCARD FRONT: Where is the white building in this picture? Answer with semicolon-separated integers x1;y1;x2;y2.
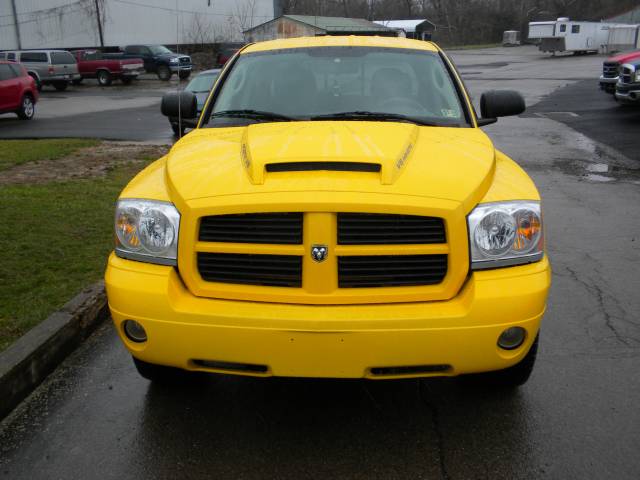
0;0;277;50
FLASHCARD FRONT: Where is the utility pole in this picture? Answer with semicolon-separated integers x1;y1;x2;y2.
10;0;21;49
94;0;105;47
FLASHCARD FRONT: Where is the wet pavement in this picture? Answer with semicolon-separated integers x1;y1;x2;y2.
2;46;640;479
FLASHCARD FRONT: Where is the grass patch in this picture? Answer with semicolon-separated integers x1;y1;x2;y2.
0;138;98;171
0;141;155;352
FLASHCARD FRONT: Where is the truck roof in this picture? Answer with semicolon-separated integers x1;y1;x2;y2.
606;50;640;64
242;36;439;54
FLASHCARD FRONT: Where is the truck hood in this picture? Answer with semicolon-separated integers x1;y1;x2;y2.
606;50;640;64
165;122;496;210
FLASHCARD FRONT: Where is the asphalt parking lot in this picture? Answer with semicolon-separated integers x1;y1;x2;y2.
1;46;640;479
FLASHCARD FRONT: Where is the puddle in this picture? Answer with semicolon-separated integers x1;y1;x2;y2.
585;163;609;173
553;159;640;184
584;174;615;183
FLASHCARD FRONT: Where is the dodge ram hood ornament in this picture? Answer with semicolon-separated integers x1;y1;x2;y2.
311;244;329;263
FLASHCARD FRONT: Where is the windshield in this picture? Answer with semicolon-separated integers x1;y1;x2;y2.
186;72;219;93
149;45;173;55
207;47;468;127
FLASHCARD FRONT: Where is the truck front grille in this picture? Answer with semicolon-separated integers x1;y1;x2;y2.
620;65;634;84
197;253;302;287
199;213;303;244
338;255;448;288
193;212;454;296
338;213;445;245
602;62;618;79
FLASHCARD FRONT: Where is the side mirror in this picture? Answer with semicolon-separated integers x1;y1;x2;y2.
161;91;197;119
478;90;525;126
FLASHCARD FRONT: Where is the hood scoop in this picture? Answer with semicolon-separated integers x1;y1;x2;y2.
242;122;418;185
265;161;381;173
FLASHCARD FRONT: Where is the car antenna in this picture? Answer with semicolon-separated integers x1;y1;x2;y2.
175;0;182;139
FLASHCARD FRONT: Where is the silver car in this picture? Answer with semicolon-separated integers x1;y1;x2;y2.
0;50;80;91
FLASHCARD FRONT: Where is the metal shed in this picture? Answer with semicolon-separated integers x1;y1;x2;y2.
373;19;436;41
244;15;396;42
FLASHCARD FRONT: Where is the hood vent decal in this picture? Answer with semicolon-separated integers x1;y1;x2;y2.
266;161;381;173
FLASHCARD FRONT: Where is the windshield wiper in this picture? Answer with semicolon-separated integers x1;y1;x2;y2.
211;110;296;122
310;111;443;127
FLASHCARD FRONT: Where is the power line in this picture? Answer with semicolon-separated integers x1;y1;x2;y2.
0;0;85;18
110;0;273;19
0;4;89;28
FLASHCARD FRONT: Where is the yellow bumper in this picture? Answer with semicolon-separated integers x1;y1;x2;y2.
105;253;551;379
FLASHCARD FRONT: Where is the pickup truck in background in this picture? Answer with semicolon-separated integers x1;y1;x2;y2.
615;58;640;104
119;45;192;81
600;50;640;94
72;50;145;86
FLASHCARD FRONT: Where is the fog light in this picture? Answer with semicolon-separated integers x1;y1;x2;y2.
123;320;147;343
497;327;526;350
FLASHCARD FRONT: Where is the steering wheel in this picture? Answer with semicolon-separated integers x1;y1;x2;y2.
376;97;432;116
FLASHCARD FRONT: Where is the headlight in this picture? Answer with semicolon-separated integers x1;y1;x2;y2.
468;201;543;270
170;58;179;64
114;199;180;265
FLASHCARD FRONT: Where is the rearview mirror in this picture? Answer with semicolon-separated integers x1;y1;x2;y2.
161;91;197;119
478;90;525;126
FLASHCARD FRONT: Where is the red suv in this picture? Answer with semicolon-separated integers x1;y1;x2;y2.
0;61;38;120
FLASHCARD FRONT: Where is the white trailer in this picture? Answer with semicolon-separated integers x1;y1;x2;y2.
606;24;640;53
528;18;614;54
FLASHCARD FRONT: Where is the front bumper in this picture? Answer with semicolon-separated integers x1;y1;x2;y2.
615;85;640;104
106;253;551;379
170;64;192;73
121;68;144;78
599;76;618;92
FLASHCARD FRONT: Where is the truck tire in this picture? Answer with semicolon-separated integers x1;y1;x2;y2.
178;70;191;80
16;94;35;120
97;70;113;86
466;333;539;388
53;81;68;91
157;65;172;81
28;73;42;92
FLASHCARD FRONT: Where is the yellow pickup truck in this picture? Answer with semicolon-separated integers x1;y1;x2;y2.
105;36;550;387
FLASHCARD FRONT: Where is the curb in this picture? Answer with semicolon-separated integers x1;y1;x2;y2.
0;282;108;420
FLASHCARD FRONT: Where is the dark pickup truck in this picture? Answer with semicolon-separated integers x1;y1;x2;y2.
72;50;145;86
119;45;192;81
615;58;640;104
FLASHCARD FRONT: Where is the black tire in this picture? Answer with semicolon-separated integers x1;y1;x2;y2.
467;333;539;388
121;77;134;85
16;94;35;120
28;73;42;92
171;122;186;137
178;70;191;80
53;81;68;91
157;65;172;81
133;357;184;383
97;70;112;86
72;78;83;85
